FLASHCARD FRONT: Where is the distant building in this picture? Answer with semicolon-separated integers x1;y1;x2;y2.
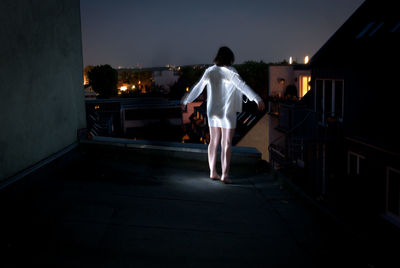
152;68;179;93
236;64;310;161
268;64;311;99
84;85;97;99
269;0;400;232
268;64;310;115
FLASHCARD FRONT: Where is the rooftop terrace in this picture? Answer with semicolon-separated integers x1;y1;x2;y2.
0;139;372;267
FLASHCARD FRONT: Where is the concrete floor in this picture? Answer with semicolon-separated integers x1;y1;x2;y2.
0;145;368;267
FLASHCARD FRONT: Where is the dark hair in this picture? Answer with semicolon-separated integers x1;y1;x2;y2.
213;46;235;66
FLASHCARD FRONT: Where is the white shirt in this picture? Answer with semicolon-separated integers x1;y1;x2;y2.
183;65;261;119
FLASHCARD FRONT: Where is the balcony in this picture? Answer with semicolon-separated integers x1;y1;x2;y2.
0;137;370;267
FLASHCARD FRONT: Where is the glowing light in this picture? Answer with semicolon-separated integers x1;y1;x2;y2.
186;87;189;92
300;75;311;97
304;56;309;64
289;56;293;65
94;105;100;110
138;81;141;85
120;86;127;91
132;85;136;89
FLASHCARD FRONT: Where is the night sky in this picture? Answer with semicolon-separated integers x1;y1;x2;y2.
80;0;364;68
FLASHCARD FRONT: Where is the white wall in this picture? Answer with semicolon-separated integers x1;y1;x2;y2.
268;65;295;97
153;70;179;91
268;65;311;98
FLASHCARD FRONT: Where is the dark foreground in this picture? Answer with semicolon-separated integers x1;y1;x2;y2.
0;144;374;267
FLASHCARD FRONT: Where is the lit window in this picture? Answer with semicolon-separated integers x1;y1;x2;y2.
368;22;384;36
356;22;375;38
299;75;311;97
386;167;400;220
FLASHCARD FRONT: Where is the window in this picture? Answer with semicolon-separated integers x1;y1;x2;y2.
386;167;400;220
299;75;311;98
315;79;344;124
347;151;365;176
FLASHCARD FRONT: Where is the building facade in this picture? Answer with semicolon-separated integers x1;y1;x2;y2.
270;0;400;231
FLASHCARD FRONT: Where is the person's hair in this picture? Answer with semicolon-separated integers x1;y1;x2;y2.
213;46;235;66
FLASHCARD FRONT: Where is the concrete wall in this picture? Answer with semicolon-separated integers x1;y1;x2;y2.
0;0;86;181
237;114;269;161
237;113;284;162
268;65;295;97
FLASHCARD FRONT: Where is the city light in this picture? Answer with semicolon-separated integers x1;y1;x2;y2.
304;56;309;64
132;85;136;89
120;86;127;91
186;87;189;92
289;56;293;64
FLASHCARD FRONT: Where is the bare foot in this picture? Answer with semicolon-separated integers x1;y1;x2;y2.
220;176;232;184
210;173;221;180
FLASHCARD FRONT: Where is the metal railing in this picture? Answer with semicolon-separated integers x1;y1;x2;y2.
87;111;114;137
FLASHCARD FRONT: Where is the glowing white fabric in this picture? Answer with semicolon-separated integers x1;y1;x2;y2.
183;65;261;129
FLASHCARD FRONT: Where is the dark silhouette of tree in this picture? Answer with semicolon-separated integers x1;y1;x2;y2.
234;61;269;99
167;65;209;100
168;62;270;101
88;64;118;98
168;77;190;100
118;70;132;84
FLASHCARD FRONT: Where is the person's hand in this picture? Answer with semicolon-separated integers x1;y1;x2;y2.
256;100;265;111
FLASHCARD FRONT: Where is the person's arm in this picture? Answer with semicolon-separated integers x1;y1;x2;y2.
182;69;209;105
226;68;265;110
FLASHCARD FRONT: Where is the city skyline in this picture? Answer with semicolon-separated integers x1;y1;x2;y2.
80;0;364;68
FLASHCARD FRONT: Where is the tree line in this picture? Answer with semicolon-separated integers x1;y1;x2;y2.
85;61;271;100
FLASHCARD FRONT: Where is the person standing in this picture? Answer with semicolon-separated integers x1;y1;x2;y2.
182;47;265;184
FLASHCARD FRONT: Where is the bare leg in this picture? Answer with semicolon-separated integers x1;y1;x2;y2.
208;127;221;179
221;128;235;183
